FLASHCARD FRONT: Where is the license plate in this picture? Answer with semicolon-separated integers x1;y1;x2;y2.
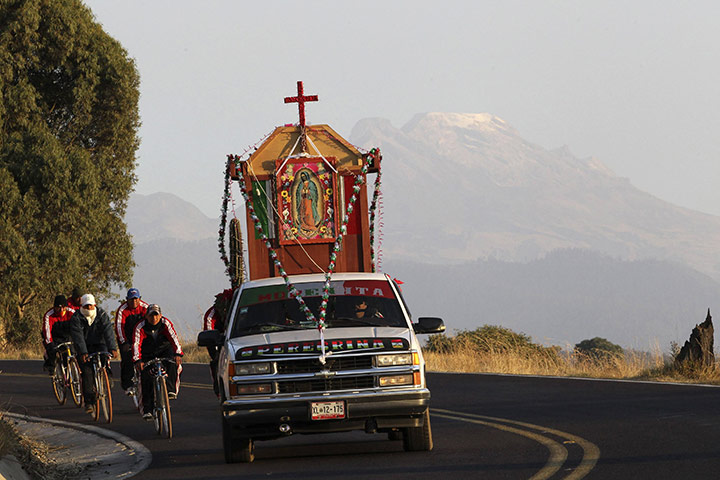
310;401;345;420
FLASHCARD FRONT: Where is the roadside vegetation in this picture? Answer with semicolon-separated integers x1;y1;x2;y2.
3;325;718;384
0;0;141;349
423;325;720;385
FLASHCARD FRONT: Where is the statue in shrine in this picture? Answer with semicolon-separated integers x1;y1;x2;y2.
295;170;320;234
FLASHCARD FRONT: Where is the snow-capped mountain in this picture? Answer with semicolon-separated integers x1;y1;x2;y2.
351;113;720;281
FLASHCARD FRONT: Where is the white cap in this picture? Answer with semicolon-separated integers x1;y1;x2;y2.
80;294;96;306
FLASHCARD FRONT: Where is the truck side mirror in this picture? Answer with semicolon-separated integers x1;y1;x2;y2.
197;329;223;347
413;317;446;334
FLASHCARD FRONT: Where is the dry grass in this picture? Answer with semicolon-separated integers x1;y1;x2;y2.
182;343;211;363
0;344;43;360
423;340;720;384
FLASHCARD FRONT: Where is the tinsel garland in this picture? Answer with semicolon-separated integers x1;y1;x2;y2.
236;172;317;324
236;156;370;363
366;148;383;272
218;131;274;284
218;155;233;278
315;159;370;326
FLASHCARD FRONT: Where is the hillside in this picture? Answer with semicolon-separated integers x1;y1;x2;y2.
385;250;720;350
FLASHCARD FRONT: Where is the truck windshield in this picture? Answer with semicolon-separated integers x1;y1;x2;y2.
230;280;407;338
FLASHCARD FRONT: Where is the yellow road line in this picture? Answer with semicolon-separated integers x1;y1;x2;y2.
0;372;47;379
432;408;600;480
431;412;567;480
0;372;215;391
182;382;213;390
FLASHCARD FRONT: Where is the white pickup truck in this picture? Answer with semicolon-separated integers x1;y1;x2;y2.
198;272;445;463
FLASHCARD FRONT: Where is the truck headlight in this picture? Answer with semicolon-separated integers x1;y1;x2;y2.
379;374;413;387
376;354;413;367
230;362;273;376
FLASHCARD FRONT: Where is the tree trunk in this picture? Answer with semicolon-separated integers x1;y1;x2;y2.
675;309;714;369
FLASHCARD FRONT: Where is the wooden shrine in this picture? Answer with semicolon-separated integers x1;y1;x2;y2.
232;82;380;281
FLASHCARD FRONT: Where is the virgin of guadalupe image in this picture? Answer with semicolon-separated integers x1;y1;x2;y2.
294;170;321;236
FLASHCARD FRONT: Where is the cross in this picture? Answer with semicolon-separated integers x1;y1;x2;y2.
284;81;318;129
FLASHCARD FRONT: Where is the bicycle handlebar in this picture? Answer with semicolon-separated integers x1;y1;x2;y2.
54;341;73;351
86;351;113;360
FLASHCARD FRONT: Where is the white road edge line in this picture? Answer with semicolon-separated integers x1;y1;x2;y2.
430;370;720;388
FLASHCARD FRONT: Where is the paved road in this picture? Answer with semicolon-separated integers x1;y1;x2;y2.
2;360;720;479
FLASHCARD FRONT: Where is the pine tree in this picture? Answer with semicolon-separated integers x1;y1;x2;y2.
0;0;140;346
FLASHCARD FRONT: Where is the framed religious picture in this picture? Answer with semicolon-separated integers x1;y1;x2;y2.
276;157;338;245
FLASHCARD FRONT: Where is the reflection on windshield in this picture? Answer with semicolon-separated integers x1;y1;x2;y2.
230;288;406;338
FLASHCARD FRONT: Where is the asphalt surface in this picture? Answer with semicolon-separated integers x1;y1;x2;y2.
2;360;720;479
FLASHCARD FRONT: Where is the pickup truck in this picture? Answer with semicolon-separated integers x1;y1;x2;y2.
198;272;445;463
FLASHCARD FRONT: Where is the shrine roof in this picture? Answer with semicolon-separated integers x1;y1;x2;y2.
246;124;365;176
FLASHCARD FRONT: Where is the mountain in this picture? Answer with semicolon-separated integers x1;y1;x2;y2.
121;114;720;349
126;192;218;244
350;113;720;282
122;193;229;340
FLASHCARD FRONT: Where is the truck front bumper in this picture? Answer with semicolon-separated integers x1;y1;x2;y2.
222;388;430;438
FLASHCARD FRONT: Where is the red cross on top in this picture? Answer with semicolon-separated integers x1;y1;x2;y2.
284;81;318;129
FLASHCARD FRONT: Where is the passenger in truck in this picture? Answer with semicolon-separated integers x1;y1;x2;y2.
354;300;384;320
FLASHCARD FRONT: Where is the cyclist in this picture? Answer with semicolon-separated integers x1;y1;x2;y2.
41;295;74;373
114;288;148;395
132;304;183;420
69;293;119;414
67;287;83;310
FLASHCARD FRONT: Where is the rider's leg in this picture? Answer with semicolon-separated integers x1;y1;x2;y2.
164;359;181;395
80;359;96;404
120;345;134;390
140;366;154;414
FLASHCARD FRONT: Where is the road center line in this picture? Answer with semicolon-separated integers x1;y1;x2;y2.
432;408;600;480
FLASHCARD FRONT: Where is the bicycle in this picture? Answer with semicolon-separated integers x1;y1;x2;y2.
142;357;174;439
86;352;114;423
128;369;141;410
50;341;82;407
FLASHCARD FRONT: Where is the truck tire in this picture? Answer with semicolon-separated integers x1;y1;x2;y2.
403;409;433;451
222;415;255;463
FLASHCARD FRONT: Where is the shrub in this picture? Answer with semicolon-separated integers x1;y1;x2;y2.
574;337;624;362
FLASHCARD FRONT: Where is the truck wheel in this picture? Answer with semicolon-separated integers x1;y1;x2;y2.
403;409;433;451
222;415;255;463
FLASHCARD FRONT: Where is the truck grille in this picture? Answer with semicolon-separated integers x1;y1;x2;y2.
277;376;375;393
276;356;373;374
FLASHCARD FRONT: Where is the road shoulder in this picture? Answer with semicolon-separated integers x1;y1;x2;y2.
1;412;151;480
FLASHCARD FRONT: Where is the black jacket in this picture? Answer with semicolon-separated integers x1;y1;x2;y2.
70;307;118;355
132;317;183;362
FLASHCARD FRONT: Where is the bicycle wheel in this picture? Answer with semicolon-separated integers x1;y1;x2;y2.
96;368;113;423
51;360;67;405
157;377;172;439
153;377;162;435
131;374;140;410
68;357;83;407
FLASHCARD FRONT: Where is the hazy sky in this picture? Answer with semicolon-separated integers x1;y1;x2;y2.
83;1;720;219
